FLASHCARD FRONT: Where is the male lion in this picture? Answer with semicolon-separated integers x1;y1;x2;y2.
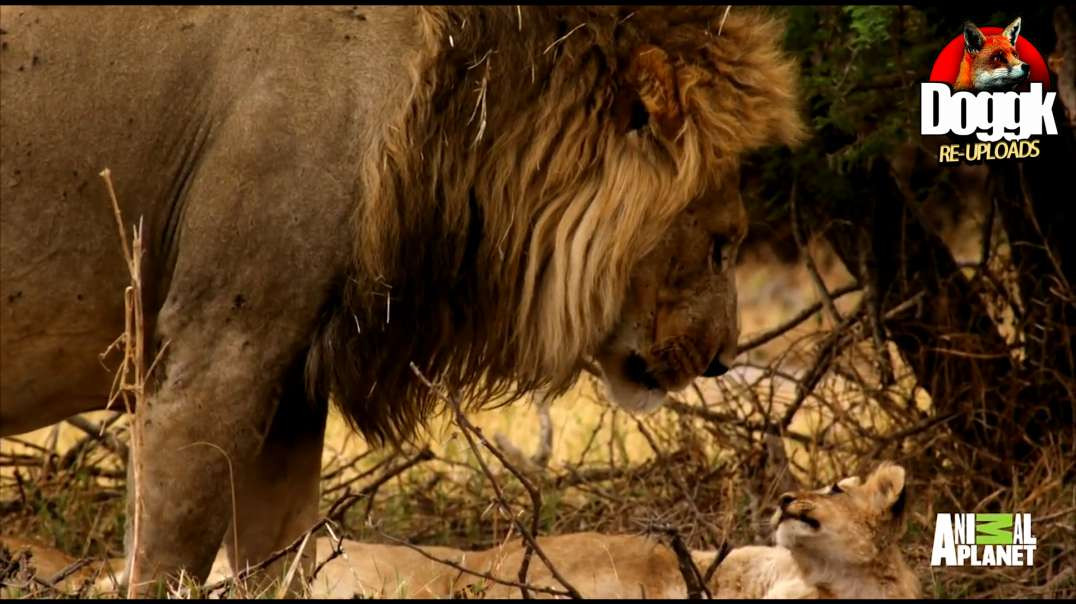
0;5;803;589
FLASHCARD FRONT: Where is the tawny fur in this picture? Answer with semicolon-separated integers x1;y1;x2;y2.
774;462;921;598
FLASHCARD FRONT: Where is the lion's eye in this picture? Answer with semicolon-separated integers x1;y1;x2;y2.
828;484;843;495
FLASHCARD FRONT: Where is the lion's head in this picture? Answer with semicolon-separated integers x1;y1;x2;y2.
772;463;909;566
310;6;805;442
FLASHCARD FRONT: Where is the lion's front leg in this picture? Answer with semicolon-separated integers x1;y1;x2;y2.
122;328;292;595
222;367;328;596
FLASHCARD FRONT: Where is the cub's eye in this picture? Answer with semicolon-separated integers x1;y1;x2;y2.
828;484;844;495
993;52;1005;62
710;235;728;268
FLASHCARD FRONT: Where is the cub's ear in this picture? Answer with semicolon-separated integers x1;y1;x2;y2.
866;463;907;516
613;44;684;140
1003;17;1022;46
963;22;985;54
837;475;862;490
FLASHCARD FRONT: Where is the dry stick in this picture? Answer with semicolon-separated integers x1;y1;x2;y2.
553;465;637;489
858;231;895;387
60;415;128;469
632;417;720;589
8;553;91;598
322;454;395;495
665;401;814;446
46;557;94;588
735;281;860;354
574;404;610;465
306;524;345;590
777;304;865;432
0;455;125;478
702;541;731;586
409;363;583;600
371;529;574;598
865;411;962;460
276;530;313;599
325;446;435;522
658;526;709;599
98;168;149;598
202;517;333;595
789;179;842;326
320;449;375;483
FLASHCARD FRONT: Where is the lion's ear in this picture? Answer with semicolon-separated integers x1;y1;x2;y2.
865;463;907;517
614;44;684;139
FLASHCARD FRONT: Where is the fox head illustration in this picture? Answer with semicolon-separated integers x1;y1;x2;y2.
956;18;1030;92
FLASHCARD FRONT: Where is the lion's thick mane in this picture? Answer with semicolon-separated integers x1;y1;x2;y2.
308;6;805;443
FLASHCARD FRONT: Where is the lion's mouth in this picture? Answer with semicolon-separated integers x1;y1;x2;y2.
595;352;668;413
623;352;663;391
779;511;820;530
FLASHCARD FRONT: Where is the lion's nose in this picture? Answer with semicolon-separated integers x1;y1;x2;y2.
702;356;729;377
778;493;796;510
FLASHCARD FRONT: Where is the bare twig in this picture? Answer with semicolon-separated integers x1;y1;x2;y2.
203;518;333;595
409;363;583;599
736;282;860;354
326;447;435;522
789;178;842;325
655;526;710;599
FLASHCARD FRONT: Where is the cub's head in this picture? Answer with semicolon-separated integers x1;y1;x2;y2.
773;463;908;565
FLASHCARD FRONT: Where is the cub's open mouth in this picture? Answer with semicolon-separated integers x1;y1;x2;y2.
780;511;820;530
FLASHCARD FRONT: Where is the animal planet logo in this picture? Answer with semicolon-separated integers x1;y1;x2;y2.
931;513;1037;567
920;17;1057;164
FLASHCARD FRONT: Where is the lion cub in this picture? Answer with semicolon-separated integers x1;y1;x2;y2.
309;462;918;598
770;461;920;598
434;462;919;598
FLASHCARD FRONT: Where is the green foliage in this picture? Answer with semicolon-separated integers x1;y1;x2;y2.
844;6;896;50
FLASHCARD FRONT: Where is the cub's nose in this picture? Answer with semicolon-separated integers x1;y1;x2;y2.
778;493;796;510
702;356;729;377
1019;63;1030;75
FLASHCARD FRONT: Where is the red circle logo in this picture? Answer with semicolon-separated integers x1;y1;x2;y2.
928;26;1050;90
